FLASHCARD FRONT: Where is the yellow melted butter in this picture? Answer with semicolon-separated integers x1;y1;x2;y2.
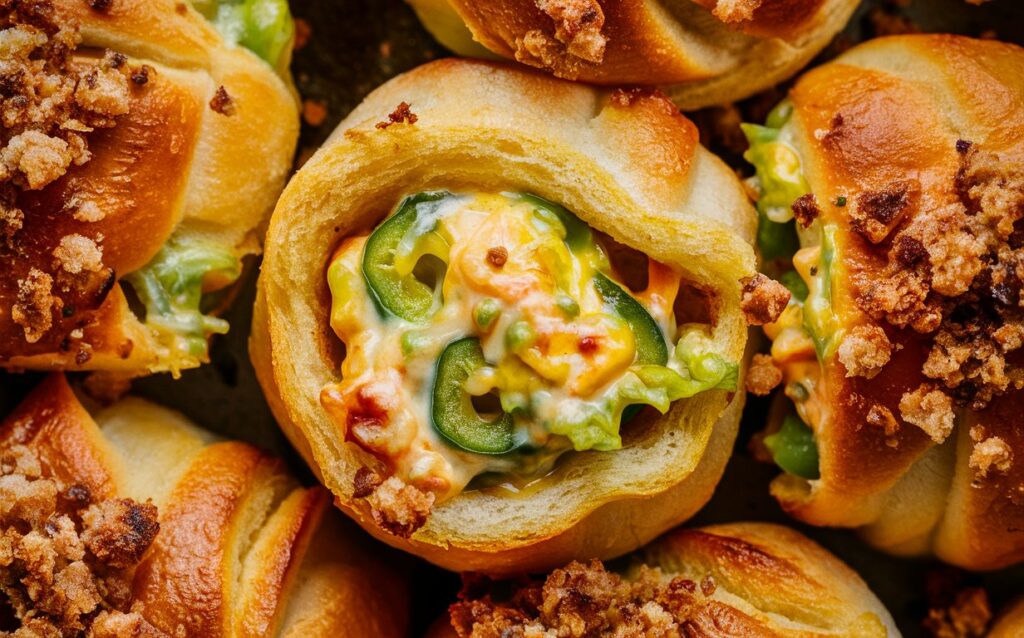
324;193;682;501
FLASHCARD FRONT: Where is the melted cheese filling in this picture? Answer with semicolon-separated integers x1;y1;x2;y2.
322;192;726;501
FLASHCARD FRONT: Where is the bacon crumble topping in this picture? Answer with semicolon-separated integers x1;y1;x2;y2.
0;444;160;636
513;0;606;80
740;273;790;326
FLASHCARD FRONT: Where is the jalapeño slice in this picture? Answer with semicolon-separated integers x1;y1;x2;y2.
593;273;668;366
431;338;520;455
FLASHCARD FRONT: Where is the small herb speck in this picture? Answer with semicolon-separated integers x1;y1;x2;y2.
835;196;847;207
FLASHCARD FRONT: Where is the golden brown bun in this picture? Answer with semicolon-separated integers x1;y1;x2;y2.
990;599;1024;638
406;0;859;109
0;375;408;638
428;522;899;637
251;58;758;574
766;35;1024;570
0;0;298;375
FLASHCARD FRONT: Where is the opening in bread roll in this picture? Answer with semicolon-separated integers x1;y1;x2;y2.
252;58;759;573
0;0;298;377
743;34;1024;570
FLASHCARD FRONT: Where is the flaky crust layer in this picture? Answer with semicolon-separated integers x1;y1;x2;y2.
0;375;408;638
406;0;859;109
0;0;298;374
251;59;757;573
429;522;898;637
767;35;1024;570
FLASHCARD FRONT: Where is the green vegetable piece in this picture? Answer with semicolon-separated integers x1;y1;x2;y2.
593;273;668;366
473;298;501;331
505;320;537;353
518;193;593;253
555;294;580;318
803;224;841;358
195;0;295;68
362;191;452;323
779;270;809;303
125;236;240;357
549;403;620;452
431;338;520;455
757;213;801;263
764;414;820;480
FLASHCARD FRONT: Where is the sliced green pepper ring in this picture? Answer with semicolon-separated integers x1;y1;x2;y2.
431;337;522;455
518;193;593;253
593;272;668;366
362;191;451;323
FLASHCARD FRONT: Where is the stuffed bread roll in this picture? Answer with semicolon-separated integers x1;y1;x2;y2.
427;522;898;637
252;59;763;573
405;0;859;110
0;374;408;638
0;0;298;376
743;34;1024;569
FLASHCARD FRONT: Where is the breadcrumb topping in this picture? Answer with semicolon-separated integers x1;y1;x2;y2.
357;473;434;539
854;143;1024;410
741;273;790;326
923;586;991;638
968;426;1013;479
12;267;59;344
712;0;764;24
745;353;782;396
899;384;955;444
449;560;747;637
837;324;893;379
0;444;160;636
52;234;103;275
513;0;606;80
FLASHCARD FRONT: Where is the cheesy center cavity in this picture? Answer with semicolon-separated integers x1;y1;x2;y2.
321;192;737;513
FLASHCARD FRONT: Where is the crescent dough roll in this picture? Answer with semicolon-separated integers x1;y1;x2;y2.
991;600;1024;638
744;35;1024;569
405;0;859;109
427;522;899;637
0;0;298;376
0;374;408;637
252;59;760;573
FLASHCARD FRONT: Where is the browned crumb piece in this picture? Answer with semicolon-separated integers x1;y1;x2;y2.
209;86;236;116
449;560;745;637
854;144;1024;411
365;476;434;538
791;193;820;228
968;426;1012;479
80;499;160;568
837;324;893;379
52;234;103;275
292;17;312;51
513;0;606;80
375;102;418;129
866;404;900;445
12;268;59;344
899;385;955;444
745;353;782;396
740;273;790;326
712;0;764;24
352;466;383;499
923;587;991;638
0;445;159;636
850;180;917;244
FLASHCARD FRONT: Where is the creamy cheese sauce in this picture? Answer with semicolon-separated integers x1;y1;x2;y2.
322;192;729;502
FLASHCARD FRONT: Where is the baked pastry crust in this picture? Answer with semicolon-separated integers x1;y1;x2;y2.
765;34;1024;570
251;58;757;573
428;522;898;637
406;0;859;109
0;0;298;375
990;599;1024;638
0;374;408;638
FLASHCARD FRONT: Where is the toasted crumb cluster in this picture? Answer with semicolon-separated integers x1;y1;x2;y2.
741;273;790;326
449;560;742;638
968;426;1013;479
712;0;764;24
837;324;893;379
352;468;434;539
513;0;606;80
0;444;160;636
899;384;955;444
923;586;991;638
745;353;782;396
855;143;1024;410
